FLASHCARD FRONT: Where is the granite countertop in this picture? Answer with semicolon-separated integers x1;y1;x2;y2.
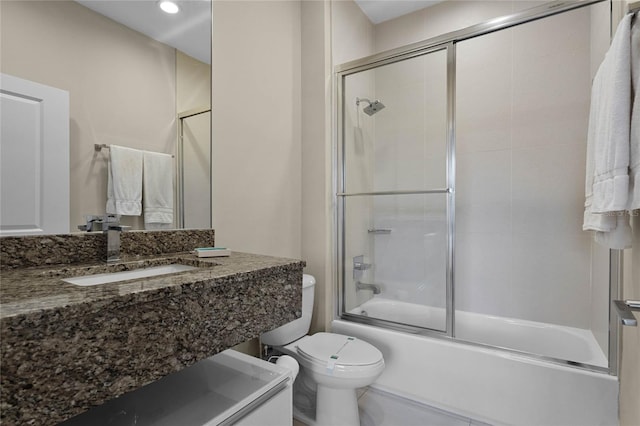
0;251;301;318
0;245;304;425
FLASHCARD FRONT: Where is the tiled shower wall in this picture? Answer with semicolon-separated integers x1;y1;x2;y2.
355;2;611;343
453;6;603;329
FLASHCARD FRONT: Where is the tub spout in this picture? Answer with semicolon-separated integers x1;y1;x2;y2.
356;281;381;294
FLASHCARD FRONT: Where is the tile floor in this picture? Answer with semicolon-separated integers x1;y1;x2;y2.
293;387;491;426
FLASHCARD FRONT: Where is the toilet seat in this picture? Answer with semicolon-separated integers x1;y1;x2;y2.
295;333;384;380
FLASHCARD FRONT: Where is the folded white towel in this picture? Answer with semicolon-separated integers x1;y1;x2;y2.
143;151;173;229
583;13;635;249
106;145;143;216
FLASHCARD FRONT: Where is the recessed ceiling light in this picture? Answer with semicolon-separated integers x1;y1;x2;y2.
159;1;180;14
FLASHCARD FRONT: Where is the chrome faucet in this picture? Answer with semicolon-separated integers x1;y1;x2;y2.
105;222;130;263
78;214;119;232
356;281;381;294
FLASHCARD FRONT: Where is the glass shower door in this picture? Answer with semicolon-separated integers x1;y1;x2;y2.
338;46;451;333
453;3;611;367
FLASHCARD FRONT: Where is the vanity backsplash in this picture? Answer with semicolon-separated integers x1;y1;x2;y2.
0;229;216;270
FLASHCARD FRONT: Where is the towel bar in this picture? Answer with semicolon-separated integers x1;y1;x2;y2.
94;143;174;158
613;300;639;326
368;229;392;234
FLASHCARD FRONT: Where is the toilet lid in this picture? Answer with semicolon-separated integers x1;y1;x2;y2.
297;333;383;367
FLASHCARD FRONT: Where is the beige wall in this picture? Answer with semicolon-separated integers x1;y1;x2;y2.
331;0;375;65
177;51;211;114
211;1;301;259
301;0;333;333
0;1;177;231
212;0;302;356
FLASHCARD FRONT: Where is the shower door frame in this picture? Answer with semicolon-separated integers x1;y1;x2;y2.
334;0;620;375
336;42;455;336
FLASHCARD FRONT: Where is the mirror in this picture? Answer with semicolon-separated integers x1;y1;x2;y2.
0;0;212;233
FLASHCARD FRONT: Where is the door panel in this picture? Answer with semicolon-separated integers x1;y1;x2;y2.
0;74;69;235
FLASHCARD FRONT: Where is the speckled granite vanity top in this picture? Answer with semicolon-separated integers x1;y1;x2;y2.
0;230;304;426
1;252;298;317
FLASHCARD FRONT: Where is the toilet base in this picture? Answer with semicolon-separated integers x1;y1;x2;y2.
315;385;359;426
269;336;381;426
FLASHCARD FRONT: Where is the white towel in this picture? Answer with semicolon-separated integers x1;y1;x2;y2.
583;13;635;249
143;151;174;229
106;145;143;216
630;13;640;210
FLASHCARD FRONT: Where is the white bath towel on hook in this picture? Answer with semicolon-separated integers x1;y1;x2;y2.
629;11;640;210
583;12;638;249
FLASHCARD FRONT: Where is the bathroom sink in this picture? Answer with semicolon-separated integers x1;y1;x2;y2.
61;263;202;286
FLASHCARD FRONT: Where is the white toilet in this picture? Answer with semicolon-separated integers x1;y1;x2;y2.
261;274;385;426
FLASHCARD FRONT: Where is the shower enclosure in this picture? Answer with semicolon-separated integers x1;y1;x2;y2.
336;0;619;373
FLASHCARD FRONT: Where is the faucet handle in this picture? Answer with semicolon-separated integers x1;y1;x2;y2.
105;224;130;232
101;214;120;227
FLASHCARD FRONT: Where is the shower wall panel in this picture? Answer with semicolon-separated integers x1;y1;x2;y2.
455;5;608;332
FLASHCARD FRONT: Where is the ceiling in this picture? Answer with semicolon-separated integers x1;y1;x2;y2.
75;0;211;64
75;0;441;64
354;0;445;24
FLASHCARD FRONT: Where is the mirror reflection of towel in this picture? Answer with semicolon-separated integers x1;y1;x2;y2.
143;151;173;229
106;145;143;216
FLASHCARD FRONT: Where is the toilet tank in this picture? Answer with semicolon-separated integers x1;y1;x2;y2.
260;274;315;346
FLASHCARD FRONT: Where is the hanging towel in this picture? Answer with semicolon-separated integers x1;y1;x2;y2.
106;145;143;216
629;12;640;210
583;13;635;249
143;151;174;229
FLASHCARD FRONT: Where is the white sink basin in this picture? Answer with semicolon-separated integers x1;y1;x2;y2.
62;264;199;286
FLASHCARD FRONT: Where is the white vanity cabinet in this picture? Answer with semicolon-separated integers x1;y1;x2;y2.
61;350;293;426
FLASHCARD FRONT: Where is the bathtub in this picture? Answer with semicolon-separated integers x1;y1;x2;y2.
349;297;608;367
335;298;619;426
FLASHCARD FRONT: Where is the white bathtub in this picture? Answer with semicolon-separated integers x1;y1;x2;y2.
349;297;608;367
335;298;619;426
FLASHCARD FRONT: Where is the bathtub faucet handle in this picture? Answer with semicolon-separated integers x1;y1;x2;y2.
354;261;371;271
353;255;372;280
353;255;371;271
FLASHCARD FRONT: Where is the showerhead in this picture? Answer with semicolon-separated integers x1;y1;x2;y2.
356;97;386;116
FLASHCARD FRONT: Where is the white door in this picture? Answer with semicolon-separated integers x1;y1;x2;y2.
0;73;70;236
